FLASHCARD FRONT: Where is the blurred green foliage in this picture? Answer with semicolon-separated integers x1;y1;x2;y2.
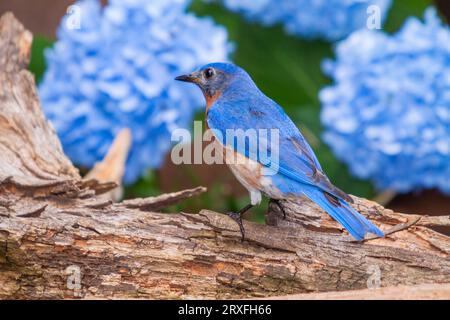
124;170;161;198
29;35;53;83
29;0;432;222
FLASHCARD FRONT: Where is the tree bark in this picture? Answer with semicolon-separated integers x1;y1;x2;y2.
0;12;449;300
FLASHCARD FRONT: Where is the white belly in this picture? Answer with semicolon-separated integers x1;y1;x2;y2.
228;164;262;206
216;140;282;205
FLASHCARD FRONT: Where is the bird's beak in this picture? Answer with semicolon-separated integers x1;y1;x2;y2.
175;72;200;84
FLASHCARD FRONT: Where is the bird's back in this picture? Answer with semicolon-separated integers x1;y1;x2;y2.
207;83;352;203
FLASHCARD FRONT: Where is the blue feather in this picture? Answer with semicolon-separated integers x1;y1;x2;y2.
302;186;384;240
185;62;384;240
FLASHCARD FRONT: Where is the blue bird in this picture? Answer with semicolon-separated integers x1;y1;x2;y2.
176;63;384;241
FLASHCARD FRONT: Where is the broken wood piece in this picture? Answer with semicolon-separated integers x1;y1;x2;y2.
84;128;132;202
122;186;207;211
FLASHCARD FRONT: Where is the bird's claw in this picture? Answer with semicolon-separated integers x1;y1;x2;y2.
271;199;287;219
226;211;245;242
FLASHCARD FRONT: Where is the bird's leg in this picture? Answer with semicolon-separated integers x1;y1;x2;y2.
227;204;253;242
270;199;286;219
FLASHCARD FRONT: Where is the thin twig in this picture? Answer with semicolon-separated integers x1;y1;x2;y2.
355;216;421;243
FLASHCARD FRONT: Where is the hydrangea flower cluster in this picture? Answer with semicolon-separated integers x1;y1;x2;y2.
221;0;392;41
39;0;231;184
320;8;450;193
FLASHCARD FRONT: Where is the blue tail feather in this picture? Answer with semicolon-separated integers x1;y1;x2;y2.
302;187;384;240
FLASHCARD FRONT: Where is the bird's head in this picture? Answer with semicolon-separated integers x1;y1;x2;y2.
175;62;252;107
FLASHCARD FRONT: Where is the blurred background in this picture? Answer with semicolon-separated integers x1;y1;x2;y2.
0;0;448;232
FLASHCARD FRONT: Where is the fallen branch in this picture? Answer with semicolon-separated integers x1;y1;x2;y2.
0;12;449;300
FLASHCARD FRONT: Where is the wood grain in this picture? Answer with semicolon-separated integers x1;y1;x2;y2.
0;12;449;300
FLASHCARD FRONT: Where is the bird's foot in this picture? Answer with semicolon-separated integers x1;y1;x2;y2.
271;199;287;219
226;203;253;242
226;211;245;242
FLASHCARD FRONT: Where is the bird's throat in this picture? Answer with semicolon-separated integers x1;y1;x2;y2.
204;91;222;113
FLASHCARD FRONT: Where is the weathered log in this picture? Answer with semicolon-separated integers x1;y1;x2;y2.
0;12;449;300
267;283;450;300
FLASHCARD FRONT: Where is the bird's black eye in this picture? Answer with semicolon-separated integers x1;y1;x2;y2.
204;68;215;79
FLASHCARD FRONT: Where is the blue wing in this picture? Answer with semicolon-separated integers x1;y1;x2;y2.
207;91;384;240
207;91;352;203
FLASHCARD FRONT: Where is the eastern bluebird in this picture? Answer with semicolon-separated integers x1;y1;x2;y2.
176;63;384;241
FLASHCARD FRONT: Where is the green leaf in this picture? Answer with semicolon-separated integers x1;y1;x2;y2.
29;35;53;83
384;0;433;33
124;170;161;198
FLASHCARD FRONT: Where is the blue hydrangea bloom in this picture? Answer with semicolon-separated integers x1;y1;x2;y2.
221;0;392;41
320;8;450;193
39;0;231;184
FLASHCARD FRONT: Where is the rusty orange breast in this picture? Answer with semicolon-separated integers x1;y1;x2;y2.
205;91;222;113
204;91;222;131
